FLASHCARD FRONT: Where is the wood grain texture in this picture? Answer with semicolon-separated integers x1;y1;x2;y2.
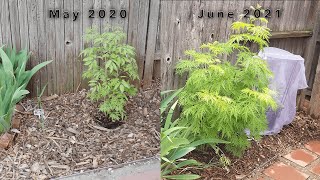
73;0;83;92
1;0;320;102
143;0;160;88
0;0;153;96
308;13;320;116
45;0;56;95
159;0;320;92
27;0;40;97
299;12;320;110
37;0;48;95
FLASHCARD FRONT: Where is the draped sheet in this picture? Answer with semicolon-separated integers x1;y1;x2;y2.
258;47;308;135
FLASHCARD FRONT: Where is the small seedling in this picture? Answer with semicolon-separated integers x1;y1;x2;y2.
34;84;47;128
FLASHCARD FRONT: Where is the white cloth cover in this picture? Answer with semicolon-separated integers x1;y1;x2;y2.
258;47;308;135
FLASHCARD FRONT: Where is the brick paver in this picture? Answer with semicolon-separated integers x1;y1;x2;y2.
305;141;320;155
259;141;320;180
283;149;317;167
263;162;309;180
310;163;320;176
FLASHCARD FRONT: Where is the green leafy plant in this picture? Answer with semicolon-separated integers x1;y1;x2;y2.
161;89;228;179
175;15;277;156
81;27;139;121
0;47;52;133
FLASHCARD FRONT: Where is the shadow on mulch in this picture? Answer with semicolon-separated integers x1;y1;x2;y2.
181;111;320;180
92;111;125;129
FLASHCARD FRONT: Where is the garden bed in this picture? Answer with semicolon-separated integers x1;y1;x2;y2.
0;80;160;179
183;111;320;179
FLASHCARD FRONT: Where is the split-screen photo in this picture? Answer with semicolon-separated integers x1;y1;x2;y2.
0;0;320;179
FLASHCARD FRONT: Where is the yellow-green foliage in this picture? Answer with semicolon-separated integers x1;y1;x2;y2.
81;27;139;121
175;17;277;156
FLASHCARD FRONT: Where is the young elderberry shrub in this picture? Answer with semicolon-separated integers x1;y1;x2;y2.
81;26;139;122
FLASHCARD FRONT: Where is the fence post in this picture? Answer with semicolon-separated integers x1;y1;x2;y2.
143;0;160;89
298;12;320;112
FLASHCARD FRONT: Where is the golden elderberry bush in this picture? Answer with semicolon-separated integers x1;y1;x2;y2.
175;16;277;156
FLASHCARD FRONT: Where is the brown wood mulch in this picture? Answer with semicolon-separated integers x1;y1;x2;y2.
0;81;160;180
180;111;320;180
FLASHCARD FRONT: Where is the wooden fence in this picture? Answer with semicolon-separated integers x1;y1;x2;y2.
160;0;320;90
157;0;320;117
1;0;320;117
0;0;160;96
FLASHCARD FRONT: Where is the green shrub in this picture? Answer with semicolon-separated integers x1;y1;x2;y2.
81;27;139;121
0;47;52;133
175;16;277;156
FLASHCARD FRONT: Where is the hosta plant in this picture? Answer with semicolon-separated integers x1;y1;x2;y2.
81;27;139;121
0;47;52;133
175;16;277;156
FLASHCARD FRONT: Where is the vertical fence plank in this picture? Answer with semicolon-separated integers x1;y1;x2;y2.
27;0;40;97
64;0;75;93
46;0;56;95
18;0;29;50
101;0;111;29
1;0;12;48
127;0;150;84
298;12;320;110
160;0;175;91
73;0;83;92
307;3;320;114
81;0;93;89
9;0;21;50
143;0;160;88
54;0;65;94
38;0;48;95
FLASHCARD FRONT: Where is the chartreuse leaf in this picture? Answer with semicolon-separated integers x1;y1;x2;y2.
175;10;276;157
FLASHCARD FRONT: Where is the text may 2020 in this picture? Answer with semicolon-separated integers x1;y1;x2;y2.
48;9;127;21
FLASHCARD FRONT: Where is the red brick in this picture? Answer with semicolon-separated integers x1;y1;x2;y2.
11;117;21;129
305;141;320;155
263;162;309;180
310;163;320;176
0;133;14;149
283;149;317;167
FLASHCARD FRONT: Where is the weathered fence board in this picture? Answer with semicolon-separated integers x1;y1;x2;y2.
307;12;320;117
1;0;320;104
159;0;320;91
0;0;155;96
298;12;320;111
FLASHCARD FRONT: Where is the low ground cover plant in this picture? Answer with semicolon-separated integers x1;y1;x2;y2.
175;15;277;156
161;89;228;179
81;27;139;122
0;47;52;133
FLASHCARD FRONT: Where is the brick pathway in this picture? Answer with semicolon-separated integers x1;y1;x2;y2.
256;140;320;180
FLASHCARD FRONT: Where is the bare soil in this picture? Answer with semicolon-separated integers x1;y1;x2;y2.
180;112;320;180
0;80;160;180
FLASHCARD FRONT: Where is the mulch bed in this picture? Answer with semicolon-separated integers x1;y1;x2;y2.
182;111;320;180
0;80;160;180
